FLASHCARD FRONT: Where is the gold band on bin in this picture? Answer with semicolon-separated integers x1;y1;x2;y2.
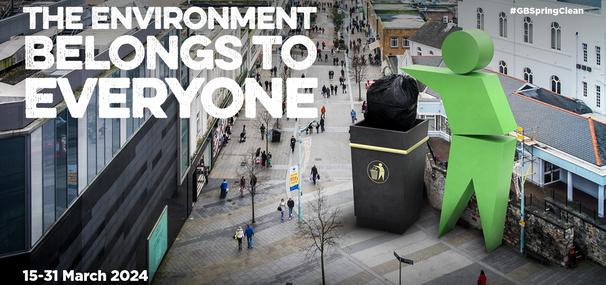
350;136;429;155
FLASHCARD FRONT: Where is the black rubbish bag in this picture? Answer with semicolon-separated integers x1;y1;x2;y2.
366;74;419;132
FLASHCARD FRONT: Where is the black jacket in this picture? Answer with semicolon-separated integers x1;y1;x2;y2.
287;200;295;208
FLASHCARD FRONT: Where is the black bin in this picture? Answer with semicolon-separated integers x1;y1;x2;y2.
271;129;281;142
349;119;428;233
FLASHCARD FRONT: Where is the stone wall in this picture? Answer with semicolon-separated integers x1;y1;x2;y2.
547;199;606;267
424;154;445;210
503;204;574;266
575;221;606;267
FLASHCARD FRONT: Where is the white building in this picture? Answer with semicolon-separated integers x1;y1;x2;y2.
458;0;606;115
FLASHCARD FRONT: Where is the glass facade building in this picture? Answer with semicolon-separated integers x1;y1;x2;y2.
0;28;189;255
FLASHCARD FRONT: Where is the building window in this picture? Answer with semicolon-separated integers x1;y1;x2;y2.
180;119;190;180
523;17;533;44
583;43;588;62
543;161;561;184
583;81;587;96
597;85;602;107
551;75;561;94
550;22;561;50
499;60;508;75
42;120;55;231
0;136;26;254
390;37;398;48
417;47;422;56
597;46;601;66
476;8;484;30
499;12;507;37
402;37;409;48
523;67;533;83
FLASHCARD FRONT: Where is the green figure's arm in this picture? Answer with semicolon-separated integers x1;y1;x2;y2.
402;65;517;136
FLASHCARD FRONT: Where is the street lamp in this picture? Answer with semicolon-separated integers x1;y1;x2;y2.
393;251;414;285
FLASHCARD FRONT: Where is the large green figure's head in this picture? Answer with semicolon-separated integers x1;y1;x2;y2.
442;29;494;74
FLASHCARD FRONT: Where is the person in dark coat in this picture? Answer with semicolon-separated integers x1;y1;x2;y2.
250;174;257;194
290;136;296;153
287;198;295;219
261;151;267;167
311;165;319;185
260;124;266;140
320;117;325;132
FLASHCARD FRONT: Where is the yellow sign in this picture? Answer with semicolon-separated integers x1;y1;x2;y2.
289;166;300;191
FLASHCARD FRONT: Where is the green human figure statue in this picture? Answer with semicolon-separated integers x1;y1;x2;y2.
402;30;517;251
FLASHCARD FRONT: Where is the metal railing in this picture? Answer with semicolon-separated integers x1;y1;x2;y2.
518;191;605;229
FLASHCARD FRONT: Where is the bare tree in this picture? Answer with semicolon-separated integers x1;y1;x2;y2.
237;148;260;224
299;189;343;285
350;49;369;101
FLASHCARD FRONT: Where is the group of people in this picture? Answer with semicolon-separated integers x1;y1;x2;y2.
234;224;255;250
238;173;258;198
278;197;296;222
254;147;272;168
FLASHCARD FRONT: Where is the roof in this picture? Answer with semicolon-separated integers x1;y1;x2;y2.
0;37;24;61
410;21;461;49
407;55;606;166
378;13;425;29
499;73;605;166
558;0;601;8
0;27;59;61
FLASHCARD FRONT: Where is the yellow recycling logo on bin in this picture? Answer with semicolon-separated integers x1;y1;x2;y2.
367;160;389;184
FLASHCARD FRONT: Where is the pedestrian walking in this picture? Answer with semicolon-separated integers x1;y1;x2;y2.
362;100;368;119
260;124;266;140
235;226;244;250
239;176;246;197
267;152;272;168
351;109;357;124
320;117;325;132
315;121;320;133
321;105;326;116
290;136;296;153
250;173;257;194
287;198;295;219
477;270;487;285
279;198;286;222
244;224;254;249
311;165;319;185
261;151;267;167
220;179;229;199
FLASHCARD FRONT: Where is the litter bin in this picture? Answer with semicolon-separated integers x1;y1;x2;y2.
271;129;281;142
349;119;429;233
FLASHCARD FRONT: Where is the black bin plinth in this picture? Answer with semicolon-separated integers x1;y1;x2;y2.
350;119;428;234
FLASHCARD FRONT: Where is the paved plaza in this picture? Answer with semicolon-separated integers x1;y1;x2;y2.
153;2;606;284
